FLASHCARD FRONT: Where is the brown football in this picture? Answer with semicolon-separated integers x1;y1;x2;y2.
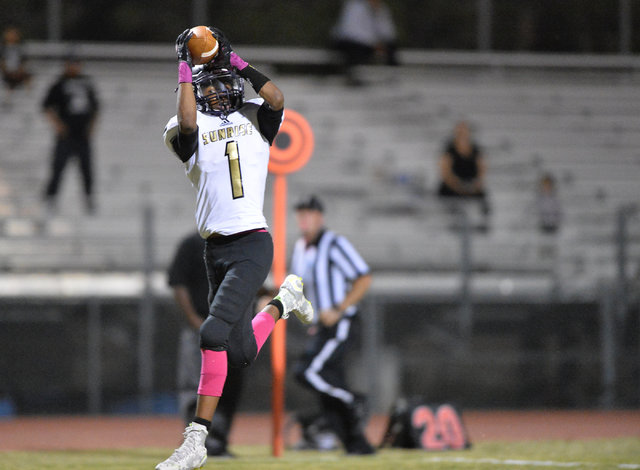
187;26;219;65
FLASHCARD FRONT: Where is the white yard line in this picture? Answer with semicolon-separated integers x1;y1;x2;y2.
425;456;640;469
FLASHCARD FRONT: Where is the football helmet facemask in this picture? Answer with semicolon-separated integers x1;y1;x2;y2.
193;68;244;117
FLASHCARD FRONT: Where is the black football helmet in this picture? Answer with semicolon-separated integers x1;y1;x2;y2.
193;67;244;117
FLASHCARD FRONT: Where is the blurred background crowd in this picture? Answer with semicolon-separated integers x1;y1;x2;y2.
3;0;640;53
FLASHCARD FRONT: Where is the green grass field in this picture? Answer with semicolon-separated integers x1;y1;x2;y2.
1;439;639;470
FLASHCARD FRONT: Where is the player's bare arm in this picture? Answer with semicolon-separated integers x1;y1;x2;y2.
177;83;197;134
227;46;284;111
258;81;284;111
175;29;197;135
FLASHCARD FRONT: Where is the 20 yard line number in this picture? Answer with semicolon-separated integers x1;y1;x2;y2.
412;404;468;450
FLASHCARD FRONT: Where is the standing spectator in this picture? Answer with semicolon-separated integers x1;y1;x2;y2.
1;25;31;108
42;57;99;214
168;231;246;458
437;120;490;230
156;26;314;470
331;0;398;85
535;172;562;234
290;195;375;455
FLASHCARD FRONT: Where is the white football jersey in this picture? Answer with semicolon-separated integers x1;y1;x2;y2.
164;98;283;237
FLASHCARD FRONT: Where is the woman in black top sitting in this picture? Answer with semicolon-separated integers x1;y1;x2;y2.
438;120;490;228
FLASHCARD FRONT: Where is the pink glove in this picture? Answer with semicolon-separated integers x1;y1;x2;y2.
230;52;248;71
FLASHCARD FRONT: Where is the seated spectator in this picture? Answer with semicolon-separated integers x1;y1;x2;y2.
331;0;398;86
437;120;490;230
1;25;32;107
535;172;562;234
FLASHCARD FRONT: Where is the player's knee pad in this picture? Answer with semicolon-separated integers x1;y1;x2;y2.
226;327;258;369
223;310;259;368
199;315;231;351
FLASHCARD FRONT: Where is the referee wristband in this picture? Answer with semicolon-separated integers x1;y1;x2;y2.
237;65;270;93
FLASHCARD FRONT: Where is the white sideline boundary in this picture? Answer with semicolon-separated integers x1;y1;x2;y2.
425;457;640;469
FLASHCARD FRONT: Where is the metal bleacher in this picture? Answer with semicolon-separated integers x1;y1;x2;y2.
283;65;640;296
0;60;195;272
0;47;639;300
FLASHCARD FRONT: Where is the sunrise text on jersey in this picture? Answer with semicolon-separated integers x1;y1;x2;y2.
201;123;254;145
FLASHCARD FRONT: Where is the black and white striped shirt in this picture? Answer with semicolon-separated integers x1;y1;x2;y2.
291;229;369;323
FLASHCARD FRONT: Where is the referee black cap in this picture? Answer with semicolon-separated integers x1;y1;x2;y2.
294;195;324;212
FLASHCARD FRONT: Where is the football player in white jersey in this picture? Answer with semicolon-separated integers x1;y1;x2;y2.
157;27;314;470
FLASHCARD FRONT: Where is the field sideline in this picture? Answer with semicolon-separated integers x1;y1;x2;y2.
1;440;639;470
0;410;639;469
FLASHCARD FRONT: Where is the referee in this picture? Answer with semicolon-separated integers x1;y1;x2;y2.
291;195;375;455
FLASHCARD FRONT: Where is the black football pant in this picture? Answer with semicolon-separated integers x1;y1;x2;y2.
202;230;273;368
45;136;93;199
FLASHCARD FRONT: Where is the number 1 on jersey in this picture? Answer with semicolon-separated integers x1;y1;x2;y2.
225;141;244;199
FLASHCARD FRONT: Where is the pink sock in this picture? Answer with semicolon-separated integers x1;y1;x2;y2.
198;350;227;397
252;311;276;354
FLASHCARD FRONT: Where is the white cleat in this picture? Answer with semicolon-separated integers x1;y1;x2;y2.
276;274;314;325
156;422;208;470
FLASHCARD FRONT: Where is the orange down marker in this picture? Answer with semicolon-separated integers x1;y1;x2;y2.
268;109;314;457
